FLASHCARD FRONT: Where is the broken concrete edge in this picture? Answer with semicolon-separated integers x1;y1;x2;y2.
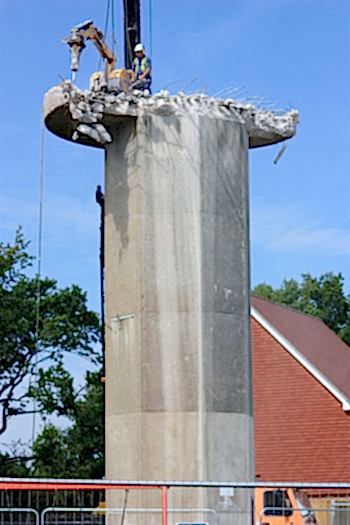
43;81;299;149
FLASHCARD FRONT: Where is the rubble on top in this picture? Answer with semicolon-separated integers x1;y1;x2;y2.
44;81;299;147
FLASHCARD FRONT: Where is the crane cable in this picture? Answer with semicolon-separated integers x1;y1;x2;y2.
98;0;112;70
149;0;153;58
111;0;117;55
103;0;111;36
31;112;45;446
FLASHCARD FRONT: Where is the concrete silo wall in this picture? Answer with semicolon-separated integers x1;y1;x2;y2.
104;109;254;488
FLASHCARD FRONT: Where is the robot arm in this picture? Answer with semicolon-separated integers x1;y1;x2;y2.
65;19;116;81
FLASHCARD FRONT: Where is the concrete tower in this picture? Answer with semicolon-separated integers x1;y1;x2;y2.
45;85;298;522
105;108;253;482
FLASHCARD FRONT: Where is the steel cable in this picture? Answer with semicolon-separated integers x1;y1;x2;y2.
30;112;45;446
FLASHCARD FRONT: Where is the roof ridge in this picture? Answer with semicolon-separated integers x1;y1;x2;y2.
251;294;327;324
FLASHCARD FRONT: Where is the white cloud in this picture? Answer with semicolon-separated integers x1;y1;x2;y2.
43;193;99;244
251;204;350;256
0;192;99;247
269;227;350;256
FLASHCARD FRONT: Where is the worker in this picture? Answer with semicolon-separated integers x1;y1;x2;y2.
132;43;152;93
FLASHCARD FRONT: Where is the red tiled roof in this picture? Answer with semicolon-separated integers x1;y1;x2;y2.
252;317;350;481
251;295;350;403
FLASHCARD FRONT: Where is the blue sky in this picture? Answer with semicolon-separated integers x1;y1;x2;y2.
1;0;349;443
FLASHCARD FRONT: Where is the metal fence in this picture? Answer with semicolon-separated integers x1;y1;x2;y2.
0;479;349;525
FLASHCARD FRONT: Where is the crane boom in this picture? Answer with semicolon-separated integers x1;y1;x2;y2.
65;19;116;80
79;21;116;70
64;18;136;92
123;0;141;69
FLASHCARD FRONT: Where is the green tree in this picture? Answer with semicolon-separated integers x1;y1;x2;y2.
32;370;103;478
0;229;101;436
0;442;31;476
253;272;350;345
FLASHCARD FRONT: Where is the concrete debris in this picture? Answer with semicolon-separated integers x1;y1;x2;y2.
94;123;112;143
72;122;112;144
44;81;299;148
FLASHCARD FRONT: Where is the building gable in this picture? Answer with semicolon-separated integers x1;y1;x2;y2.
252;318;350;481
252;306;350;412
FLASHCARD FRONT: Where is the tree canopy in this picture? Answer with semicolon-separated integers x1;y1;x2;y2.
0;368;103;478
0;229;101;435
253;272;350;345
32;370;103;478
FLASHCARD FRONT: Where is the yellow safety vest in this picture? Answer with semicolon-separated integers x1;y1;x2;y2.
133;57;149;76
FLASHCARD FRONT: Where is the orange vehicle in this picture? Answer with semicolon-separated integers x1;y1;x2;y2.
255;488;317;525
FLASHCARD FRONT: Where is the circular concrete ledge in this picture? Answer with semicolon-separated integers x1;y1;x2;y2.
44;83;299;149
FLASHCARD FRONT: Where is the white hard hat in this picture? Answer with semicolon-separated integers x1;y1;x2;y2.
134;43;144;52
